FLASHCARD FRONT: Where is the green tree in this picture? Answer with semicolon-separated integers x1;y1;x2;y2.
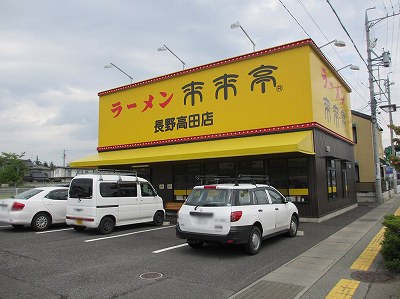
0;152;27;185
388;125;400;172
34;155;42;166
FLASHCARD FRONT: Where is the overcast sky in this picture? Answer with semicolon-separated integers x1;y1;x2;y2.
1;0;399;166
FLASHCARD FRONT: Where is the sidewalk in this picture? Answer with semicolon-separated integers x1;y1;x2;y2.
230;193;400;299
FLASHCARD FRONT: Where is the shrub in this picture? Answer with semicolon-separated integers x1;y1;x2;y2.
381;214;400;272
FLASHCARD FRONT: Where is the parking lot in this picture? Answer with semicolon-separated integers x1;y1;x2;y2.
0;205;377;299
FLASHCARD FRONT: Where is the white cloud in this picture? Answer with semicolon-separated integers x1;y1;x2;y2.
0;0;398;165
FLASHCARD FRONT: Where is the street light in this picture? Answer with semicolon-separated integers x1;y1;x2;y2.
319;39;346;48
337;64;360;71
104;63;133;84
230;21;256;52
157;44;186;70
380;104;398;113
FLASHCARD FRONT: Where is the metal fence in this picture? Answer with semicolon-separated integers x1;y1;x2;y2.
0;187;31;198
0;182;70;198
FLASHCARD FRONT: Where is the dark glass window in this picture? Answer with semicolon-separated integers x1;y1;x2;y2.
100;183;118;197
355;163;360;183
267;188;285;204
352;124;358;143
185;189;231;207
119;183;138;197
342;162;349;198
15;188;43;200
69;178;93;199
47;189;68;200
238;160;264;175
327;158;337;201
269;159;288;194
288;158;308;188
254;189;268;205
140;183;156;197
173;174;187;190
232;189;252;206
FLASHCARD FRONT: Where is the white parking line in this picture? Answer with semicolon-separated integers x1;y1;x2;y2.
84;225;175;243
36;228;74;234
0;225;10;228
153;243;188;253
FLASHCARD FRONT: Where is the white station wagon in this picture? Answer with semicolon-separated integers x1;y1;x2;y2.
176;181;299;255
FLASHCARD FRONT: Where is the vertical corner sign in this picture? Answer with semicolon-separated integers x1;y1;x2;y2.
311;50;352;142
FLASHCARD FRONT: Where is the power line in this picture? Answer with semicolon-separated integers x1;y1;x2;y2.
278;0;311;38
297;0;370;105
326;1;395;103
297;0;329;41
325;0;368;69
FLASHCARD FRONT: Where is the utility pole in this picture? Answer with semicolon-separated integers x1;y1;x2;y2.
365;8;399;202
385;76;398;193
365;8;383;203
62;150;66;168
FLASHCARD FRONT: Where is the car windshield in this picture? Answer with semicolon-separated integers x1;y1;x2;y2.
69;178;93;199
185;188;231;207
14;188;43;200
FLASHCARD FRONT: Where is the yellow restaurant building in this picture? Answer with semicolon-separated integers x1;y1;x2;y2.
71;39;357;222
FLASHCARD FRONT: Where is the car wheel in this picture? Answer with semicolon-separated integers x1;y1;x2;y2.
31;213;51;231
73;225;86;232
98;216;115;234
11;224;24;229
244;226;262;255
287;216;298;238
187;239;204;249
153;211;164;226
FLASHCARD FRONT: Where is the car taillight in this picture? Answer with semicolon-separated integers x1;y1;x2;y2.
230;211;242;222
204;185;217;189
11;202;25;211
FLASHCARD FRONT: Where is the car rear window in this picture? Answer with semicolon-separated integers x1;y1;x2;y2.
185;189;231;207
15;188;43;200
69;178;93;199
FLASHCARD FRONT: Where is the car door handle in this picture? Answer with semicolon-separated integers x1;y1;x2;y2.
258;209;263;212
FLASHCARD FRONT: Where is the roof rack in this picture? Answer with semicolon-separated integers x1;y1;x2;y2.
195;175;233;185
74;168;138;182
195;174;270;186
234;174;270;186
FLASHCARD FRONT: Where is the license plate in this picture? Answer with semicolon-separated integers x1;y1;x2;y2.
76;219;83;225
195;218;211;226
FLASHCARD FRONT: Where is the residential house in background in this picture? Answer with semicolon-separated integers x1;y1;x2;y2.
351;110;388;202
22;159;51;182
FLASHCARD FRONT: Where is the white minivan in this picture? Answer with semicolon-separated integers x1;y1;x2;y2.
66;173;165;234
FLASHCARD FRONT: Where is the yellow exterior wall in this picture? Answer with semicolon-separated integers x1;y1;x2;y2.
310;52;352;140
98;46;317;149
352;113;384;183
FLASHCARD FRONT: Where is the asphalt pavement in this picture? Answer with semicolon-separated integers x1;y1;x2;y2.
230;192;400;299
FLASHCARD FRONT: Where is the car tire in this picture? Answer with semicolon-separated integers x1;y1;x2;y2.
153;211;164;226
31;213;51;231
287;215;298;238
187;239;204;249
244;226;262;255
98;216;115;234
73;225;86;232
11;224;24;229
